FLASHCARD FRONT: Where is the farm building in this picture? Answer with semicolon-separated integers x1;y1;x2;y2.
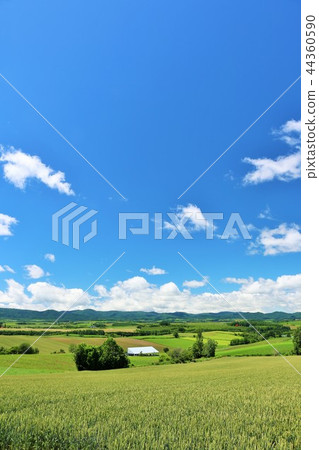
127;346;159;356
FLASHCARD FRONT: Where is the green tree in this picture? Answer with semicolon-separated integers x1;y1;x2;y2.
74;344;90;371
292;327;301;355
192;330;204;359
99;338;129;370
173;331;179;338
203;339;217;357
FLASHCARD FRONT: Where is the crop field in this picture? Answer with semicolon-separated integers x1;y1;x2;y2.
139;335;196;349
0;356;300;449
216;337;293;357
0;335;166;354
0;354;76;375
0;353;160;375
138;331;238;348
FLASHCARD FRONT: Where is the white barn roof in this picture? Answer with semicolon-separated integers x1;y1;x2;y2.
127;346;159;355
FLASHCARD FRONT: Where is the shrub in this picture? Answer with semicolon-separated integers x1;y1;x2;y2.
169;348;193;364
158;353;171;364
0;343;39;355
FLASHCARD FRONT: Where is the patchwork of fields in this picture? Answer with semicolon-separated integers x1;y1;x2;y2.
0;330;294;375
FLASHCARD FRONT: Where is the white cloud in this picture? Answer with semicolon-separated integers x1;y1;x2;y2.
0;279;91;310
224;277;253;285
243;119;301;185
2;265;15;273
140;266;167;275
0;147;74;195
0;213;18;236
0;279;31;309
24;265;47;279
258;206;273;220
249;223;301;256
243;152;301;185
0;265;15;273
27;282;90;309
164;204;217;238
272;119;301;147
183;279;208;288
44;253;55;263
92;274;300;313
0;274;301;313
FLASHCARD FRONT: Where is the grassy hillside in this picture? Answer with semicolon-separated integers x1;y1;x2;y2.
0;357;300;449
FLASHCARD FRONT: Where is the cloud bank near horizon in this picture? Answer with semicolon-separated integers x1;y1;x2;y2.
0;274;300;314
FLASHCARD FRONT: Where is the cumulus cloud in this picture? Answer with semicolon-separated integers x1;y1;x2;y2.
249;223;301;256
0;279;91;310
272;119;301;147
44;253;55;263
183;279;208;288
0;274;300;312
243;119;301;185
92;274;300;313
140;266;167;275
24;265;47;279
224;277;253;285
0;279;31;309
164;204;218;238
243;152;301;184
0;147;74;195
27;282;90;310
0;213;18;236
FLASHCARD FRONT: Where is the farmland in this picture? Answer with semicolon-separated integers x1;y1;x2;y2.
0;356;300;449
0;319;297;375
0;315;301;448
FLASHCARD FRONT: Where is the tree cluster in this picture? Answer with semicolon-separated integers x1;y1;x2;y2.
168;331;217;364
0;343;39;355
73;337;129;371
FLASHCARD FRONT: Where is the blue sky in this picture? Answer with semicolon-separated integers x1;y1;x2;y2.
0;1;301;312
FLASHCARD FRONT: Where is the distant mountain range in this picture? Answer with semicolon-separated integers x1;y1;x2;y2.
0;308;301;322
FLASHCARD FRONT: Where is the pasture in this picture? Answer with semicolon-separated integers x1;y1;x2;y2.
0;356;301;449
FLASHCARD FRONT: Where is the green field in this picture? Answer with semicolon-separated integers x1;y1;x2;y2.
0;335;166;354
0;354;161;375
0;356;300;449
0;354;76;375
216;337;293;357
139;335;196;349
0;333;295;377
